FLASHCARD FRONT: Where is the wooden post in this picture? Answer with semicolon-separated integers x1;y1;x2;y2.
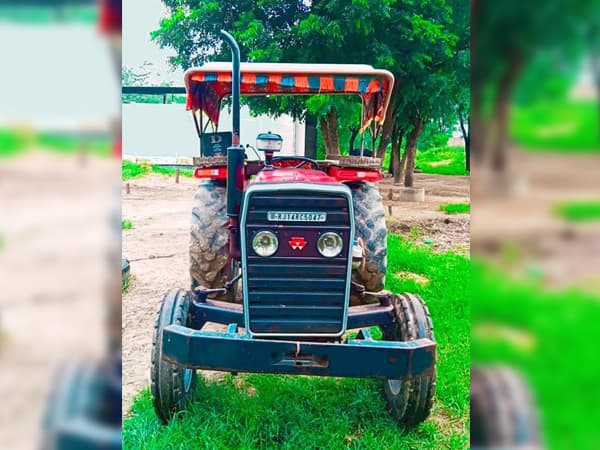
126;183;130;194
175;169;180;183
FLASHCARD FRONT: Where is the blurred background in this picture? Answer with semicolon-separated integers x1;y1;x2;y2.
0;1;121;449
471;1;600;449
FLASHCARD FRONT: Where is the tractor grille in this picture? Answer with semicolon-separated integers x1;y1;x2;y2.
241;185;353;336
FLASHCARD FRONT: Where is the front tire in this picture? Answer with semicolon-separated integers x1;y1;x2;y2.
151;289;196;424
350;182;387;305
384;293;436;429
471;366;542;447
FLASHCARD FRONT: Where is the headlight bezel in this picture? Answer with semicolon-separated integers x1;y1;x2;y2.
252;230;279;257
317;231;344;258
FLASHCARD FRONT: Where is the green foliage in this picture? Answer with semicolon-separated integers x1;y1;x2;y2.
416;146;469;176
122;220;133;230
0;129;28;158
510;100;600;152
0;129;110;158
471;260;600;450
0;5;96;23
440;203;470;214
123;235;469;448
152;0;469;155
417;121;454;151
122;161;150;180
151;165;194;178
554;200;600;222
122;161;194;180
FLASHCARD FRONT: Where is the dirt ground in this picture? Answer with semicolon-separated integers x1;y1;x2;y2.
471;149;600;291
0;152;115;448
121;171;470;412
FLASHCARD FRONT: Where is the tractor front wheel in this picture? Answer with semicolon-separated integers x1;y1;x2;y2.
383;293;436;429
151;289;196;424
470;366;542;447
350;182;387;305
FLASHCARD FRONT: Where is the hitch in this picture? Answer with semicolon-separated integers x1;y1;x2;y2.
193;272;242;302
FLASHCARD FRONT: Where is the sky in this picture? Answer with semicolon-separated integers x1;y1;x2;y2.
0;21;118;128
122;0;184;85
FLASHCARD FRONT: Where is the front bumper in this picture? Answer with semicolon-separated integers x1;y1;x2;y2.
162;322;436;379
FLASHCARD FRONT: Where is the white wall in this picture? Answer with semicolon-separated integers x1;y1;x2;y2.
122;103;305;160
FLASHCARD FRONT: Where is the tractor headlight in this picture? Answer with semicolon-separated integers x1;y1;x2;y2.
252;231;278;257
317;232;343;258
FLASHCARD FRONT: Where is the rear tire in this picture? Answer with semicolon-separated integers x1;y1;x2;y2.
383;293;436;429
349;182;387;305
471;366;542;447
151;289;196;424
190;181;235;302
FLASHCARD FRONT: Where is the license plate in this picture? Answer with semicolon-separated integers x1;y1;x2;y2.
267;211;327;222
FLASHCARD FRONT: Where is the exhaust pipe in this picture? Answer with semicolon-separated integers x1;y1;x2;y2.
220;30;241;146
220;30;244;220
220;30;244;259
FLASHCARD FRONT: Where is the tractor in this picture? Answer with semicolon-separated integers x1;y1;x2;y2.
151;31;436;429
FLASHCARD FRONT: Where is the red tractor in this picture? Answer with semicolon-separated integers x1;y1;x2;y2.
151;31;436;429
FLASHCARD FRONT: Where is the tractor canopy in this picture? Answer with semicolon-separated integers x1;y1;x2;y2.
184;62;395;132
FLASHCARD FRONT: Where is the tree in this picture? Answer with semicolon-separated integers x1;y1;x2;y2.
471;0;590;174
152;0;469;177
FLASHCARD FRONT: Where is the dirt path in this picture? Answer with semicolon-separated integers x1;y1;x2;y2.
0;152;115;448
471;149;600;291
121;172;470;412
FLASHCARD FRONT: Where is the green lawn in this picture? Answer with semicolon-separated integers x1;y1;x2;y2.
0;128;111;158
553;200;600;222
123;235;470;449
511;100;600;152
122;161;194;180
382;145;468;176
471;261;600;450
440;203;470;214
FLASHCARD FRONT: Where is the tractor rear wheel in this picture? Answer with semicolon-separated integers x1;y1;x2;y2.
471;366;542;447
350;182;387;305
383;293;436;429
190;181;235;302
151;289;196;424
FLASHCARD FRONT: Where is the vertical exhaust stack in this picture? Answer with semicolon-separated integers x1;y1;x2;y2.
220;30;244;219
220;30;245;258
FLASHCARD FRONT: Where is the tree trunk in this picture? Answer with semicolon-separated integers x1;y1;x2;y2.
376;81;400;158
458;109;470;171
304;113;318;159
490;53;523;173
391;123;404;184
348;126;359;154
403;118;424;188
320;107;340;156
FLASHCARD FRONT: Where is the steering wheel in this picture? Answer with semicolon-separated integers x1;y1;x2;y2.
272;156;319;170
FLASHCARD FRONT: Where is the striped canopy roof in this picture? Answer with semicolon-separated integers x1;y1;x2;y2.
184;63;395;131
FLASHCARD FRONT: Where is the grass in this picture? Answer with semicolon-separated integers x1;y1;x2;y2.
0;128;111;158
511;99;600;152
440;203;470;214
383;146;469;176
553;200;600;222
122;220;133;230
122;161;194;180
416;146;469;176
123;235;470;449
471;261;600;449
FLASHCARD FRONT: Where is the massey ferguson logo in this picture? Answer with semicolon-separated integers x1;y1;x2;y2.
267;211;327;222
289;237;307;250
